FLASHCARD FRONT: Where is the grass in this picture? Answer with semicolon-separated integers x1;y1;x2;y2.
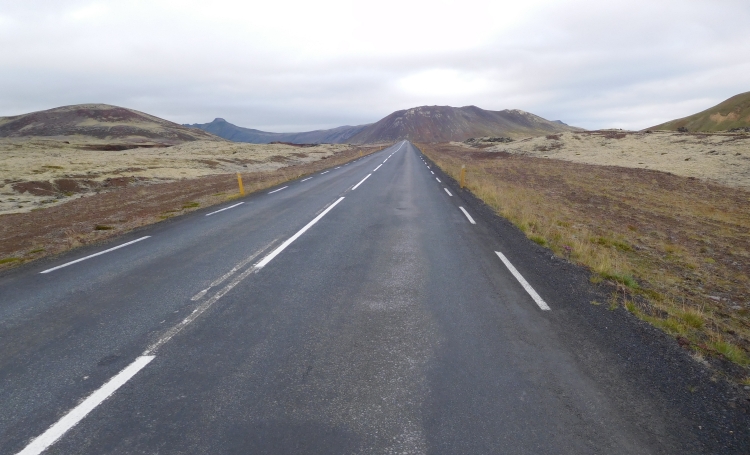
94;225;114;230
709;340;749;366
0;257;20;264
182;201;200;209
419;142;750;375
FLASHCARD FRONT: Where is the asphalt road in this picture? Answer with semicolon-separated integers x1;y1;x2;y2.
0;141;746;454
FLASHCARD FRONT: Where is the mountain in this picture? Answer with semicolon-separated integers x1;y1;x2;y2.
185;118;369;144
649;91;750;132
0;104;222;143
347;105;582;143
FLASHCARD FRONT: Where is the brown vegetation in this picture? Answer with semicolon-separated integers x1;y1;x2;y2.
420;143;750;379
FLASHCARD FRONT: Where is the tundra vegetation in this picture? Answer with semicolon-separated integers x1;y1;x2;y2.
420;142;750;382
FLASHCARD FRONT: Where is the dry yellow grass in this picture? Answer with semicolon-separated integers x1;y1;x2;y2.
420;143;750;374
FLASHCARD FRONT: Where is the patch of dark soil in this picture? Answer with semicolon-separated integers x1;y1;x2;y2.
196;160;220;168
12;181;57;196
77;144;171;151
267;155;290;163
53;179;83;193
268;142;319;147
101;177;132;188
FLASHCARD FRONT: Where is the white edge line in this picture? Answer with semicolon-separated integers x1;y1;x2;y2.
320;171;329;175
17;356;155;455
459;206;476;224
255;197;345;269
495;251;551;311
204;201;244;217
40;236;151;274
431;171;434;174
436;178;441;183
301;177;312;182
444;188;453;196
351;174;371;190
334;166;341;169
268;186;288;194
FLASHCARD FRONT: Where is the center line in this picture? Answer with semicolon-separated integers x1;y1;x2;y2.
373;164;382;171
352;173;371;190
301;177;312;182
254;197;345;270
268;186;288;194
17;355;155;455
40;236;151;274
320;171;329;175
444;188;453;196
459;206;476;224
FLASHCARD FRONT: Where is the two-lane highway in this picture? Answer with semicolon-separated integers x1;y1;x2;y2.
0;141;704;453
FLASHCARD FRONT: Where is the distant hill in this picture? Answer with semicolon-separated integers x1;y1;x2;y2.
649;91;750;132
347;105;583;143
0;104;222;144
185;118;369;144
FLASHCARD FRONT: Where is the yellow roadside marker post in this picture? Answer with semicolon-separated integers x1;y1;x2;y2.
237;173;245;196
460;165;466;189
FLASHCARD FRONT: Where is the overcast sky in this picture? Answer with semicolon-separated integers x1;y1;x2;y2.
1;0;748;131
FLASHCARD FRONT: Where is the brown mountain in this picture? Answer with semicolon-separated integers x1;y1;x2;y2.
0;104;222;144
649;91;750;132
347;105;582;143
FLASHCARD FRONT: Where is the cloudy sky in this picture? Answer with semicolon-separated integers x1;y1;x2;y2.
1;0;748;131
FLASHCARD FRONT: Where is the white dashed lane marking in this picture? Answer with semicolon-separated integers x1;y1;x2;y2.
459;206;476;224
495;251;551;311
40;236;152;274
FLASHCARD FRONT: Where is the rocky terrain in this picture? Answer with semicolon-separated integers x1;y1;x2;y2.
469;130;750;189
0;138;351;215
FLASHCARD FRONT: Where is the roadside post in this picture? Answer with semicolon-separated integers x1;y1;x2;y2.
237;173;245;196
460;165;466;189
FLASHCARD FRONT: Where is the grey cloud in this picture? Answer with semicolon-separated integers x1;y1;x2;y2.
1;0;748;131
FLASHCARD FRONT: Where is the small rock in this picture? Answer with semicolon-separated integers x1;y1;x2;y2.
730;305;742;311
708;295;721;301
745;386;750;391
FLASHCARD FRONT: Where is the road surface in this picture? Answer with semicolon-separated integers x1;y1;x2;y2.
1;141;745;454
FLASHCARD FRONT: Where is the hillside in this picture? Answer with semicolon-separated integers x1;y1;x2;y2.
0;104;222;144
185;118;369;144
649;91;750;132
347;105;582;143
